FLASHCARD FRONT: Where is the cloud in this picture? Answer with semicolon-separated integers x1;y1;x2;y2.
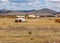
1;0;9;3
9;0;29;3
45;0;60;11
46;0;60;1
27;0;40;7
0;0;60;11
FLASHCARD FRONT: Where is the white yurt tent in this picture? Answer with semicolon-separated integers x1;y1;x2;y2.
15;18;26;22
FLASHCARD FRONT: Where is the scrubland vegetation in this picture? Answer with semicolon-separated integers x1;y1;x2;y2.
0;18;60;43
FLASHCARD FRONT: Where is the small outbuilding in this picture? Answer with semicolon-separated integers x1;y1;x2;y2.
15;18;26;23
55;18;60;23
28;14;36;18
16;16;25;18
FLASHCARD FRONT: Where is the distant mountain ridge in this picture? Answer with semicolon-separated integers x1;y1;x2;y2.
0;9;35;13
0;9;12;13
0;8;58;16
40;8;57;14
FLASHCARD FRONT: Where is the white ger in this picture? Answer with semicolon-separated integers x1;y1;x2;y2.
15;18;26;22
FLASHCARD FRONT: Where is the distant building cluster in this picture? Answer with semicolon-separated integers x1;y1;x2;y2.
16;13;60;18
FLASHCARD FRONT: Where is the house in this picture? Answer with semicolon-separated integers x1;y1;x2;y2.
16;16;25;18
36;16;40;18
57;14;60;17
28;14;36;18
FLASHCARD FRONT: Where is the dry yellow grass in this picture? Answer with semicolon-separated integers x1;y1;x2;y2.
0;18;60;43
0;18;60;27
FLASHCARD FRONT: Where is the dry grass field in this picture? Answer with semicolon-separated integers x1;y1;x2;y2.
0;18;60;43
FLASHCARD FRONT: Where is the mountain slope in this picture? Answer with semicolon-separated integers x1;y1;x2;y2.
0;8;57;16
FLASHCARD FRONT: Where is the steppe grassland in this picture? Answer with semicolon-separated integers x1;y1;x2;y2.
0;18;60;27
0;18;60;43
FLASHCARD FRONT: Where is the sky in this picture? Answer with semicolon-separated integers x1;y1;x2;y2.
0;0;60;12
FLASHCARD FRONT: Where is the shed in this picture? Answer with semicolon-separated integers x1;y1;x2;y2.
16;16;25;18
28;14;36;18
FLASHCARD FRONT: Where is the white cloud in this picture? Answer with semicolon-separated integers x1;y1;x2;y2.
35;0;40;4
0;0;60;11
27;0;40;7
46;0;60;1
1;0;9;3
0;0;41;10
45;0;60;11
